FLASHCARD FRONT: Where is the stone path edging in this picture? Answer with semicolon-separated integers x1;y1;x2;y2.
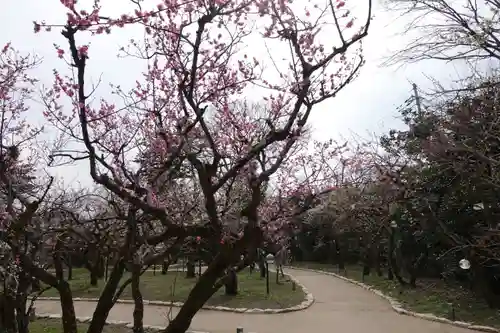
34;269;314;315
35;312;209;333
286;266;499;333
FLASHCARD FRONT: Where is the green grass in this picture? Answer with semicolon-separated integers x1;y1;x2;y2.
30;319;157;333
41;268;304;309
292;262;500;328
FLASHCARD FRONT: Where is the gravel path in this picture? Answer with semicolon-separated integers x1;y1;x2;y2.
35;268;479;333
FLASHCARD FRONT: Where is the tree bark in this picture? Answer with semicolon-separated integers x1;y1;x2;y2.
387;265;394;280
131;264;144;333
53;239;78;333
162;261;169;275
389;248;407;286
258;256;266;278
97;256;105;278
15;272;30;333
0;292;16;333
408;253;426;288
67;261;73;281
164;260;226;333
90;269;99;286
387;229;395;280
186;259;195;279
58;281;78;333
86;261;126;333
224;268;238;295
374;243;383;277
336;236;345;271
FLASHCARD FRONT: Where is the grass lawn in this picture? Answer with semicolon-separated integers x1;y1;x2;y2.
292;262;500;328
41;268;304;309
30;319;157;333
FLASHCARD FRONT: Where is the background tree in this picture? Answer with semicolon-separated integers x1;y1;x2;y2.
384;0;500;65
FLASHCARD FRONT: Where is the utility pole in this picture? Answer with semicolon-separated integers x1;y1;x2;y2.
412;83;423;117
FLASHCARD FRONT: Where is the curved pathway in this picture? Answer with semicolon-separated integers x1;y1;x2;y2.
35;268;480;333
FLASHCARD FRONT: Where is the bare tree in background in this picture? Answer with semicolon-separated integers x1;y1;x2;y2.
383;0;500;66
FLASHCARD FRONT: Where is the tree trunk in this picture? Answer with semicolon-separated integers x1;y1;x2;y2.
98;256;105;278
67;263;73;281
224;268;238;296
15;272;31;333
57;281;78;333
374;244;382;277
164;260;227;333
86;261;126;333
186;259;195;279
131;264;144;333
162;261;169;275
387;229;395;281
0;293;16;333
31;277;41;292
105;257;109;281
362;242;371;278
329;240;336;264
337;240;345;271
409;273;417;288
362;264;370;277
389;250;407;286
90;269;99;286
15;299;28;333
388;265;394;280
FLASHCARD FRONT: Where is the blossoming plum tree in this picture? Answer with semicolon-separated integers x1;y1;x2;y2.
0;43;57;333
38;0;372;332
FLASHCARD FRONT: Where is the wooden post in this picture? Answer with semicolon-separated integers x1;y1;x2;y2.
236;327;243;333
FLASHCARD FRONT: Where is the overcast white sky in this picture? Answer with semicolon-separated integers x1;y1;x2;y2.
1;0;469;188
